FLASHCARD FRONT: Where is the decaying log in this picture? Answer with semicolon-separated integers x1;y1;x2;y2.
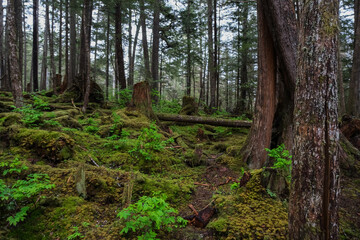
184;202;216;228
157;113;252;128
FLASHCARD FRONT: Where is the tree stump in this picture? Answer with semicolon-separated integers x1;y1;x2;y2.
179;96;198;115
128;81;158;121
53;74;62;95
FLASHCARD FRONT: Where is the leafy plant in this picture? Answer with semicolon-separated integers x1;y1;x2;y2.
230;167;245;191
0;158;55;226
79;117;100;134
266;188;277;198
67;226;84;240
265;144;292;183
116;89;133;108
153;99;182;114
117;193;187;240
129;123;173;172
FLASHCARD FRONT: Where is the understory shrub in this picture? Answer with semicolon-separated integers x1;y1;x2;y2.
117;193;187;240
0;158;55;226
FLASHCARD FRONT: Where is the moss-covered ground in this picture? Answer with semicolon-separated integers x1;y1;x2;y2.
0;93;359;239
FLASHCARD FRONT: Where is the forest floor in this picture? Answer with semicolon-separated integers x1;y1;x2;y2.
0;91;359;240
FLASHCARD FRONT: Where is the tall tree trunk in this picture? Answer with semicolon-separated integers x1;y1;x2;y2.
49;2;55;80
22;0;27;90
93;10;100;81
129;18;140;89
289;0;340;238
213;0;218;108
0;0;3;89
58;0;62;75
105;12;110;100
40;0;49;91
151;0;160;100
185;0;191;96
7;0;22;107
243;0;276;169
81;0;92;113
140;0;151;81
69;0;76;87
14;0;22;89
32;0;39;91
242;0;297;168
115;3;126;90
207;0;215;111
348;0;360;116
239;2;249;112
128;8;132;87
65;0;69;87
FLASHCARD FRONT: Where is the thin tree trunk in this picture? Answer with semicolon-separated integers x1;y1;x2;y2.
93;10;100;81
115;3;126;90
289;0;340;238
69;0;76;87
40;0;49;91
207;0;215;110
7;0;22;107
128;8;132;87
22;0;27;90
81;0;92;113
15;0;22;89
348;0;360;116
50;2;55;81
0;0;3;89
151;0;160;102
129;18;140;88
140;0;151;81
65;0;69;87
105;12;110;100
58;0;62;75
185;0;191;96
239;2;249;112
32;0;39;91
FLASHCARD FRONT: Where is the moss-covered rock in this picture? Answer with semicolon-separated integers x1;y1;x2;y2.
54;115;83;129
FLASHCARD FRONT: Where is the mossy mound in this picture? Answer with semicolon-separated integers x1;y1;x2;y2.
10;128;75;162
0;112;22;127
56;80;104;104
208;169;288;239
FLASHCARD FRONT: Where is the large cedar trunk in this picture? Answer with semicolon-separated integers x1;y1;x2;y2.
242;0;276;169
7;0;22;107
242;0;297;168
289;0;340;238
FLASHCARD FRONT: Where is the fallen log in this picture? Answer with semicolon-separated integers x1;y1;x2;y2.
157;113;252;128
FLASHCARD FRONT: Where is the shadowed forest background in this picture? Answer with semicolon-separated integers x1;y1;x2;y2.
0;0;360;239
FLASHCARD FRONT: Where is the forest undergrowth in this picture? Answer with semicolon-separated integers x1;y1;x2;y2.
0;91;359;240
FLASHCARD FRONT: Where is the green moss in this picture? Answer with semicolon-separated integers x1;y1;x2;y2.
208;169;288;239
133;173;193;205
0;112;22;127
10;128;75;162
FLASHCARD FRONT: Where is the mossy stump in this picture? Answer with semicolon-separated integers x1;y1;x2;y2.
179;96;198;115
